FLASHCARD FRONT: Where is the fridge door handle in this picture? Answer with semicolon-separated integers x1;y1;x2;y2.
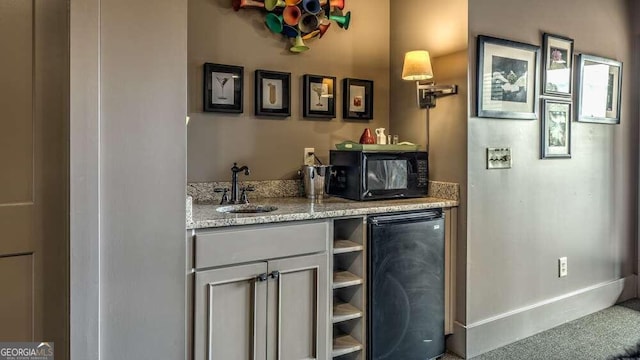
369;210;442;225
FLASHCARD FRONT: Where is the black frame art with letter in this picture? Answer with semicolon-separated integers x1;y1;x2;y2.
303;74;336;118
203;63;244;113
576;54;622;124
541;99;571;159
342;78;374;120
255;70;291;117
542;33;574;97
477;35;540;120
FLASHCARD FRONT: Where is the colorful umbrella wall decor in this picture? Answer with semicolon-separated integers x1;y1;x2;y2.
232;0;351;53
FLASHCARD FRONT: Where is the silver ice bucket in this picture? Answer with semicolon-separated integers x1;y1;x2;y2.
300;165;332;199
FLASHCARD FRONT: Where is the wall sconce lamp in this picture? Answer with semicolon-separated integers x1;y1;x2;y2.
402;50;458;152
402;50;458;109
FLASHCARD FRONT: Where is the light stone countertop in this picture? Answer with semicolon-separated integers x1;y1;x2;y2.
188;196;458;230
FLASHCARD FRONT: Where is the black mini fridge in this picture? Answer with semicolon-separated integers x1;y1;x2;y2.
367;209;445;360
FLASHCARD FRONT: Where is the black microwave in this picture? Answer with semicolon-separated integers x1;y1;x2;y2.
328;150;428;201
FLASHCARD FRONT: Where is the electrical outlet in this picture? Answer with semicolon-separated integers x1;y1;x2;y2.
487;147;512;169
558;257;568;278
303;147;315;166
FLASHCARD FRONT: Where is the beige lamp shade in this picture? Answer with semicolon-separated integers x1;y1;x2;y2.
402;50;434;81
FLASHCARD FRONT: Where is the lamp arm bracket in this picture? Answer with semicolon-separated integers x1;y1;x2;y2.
417;82;458;98
415;82;458;109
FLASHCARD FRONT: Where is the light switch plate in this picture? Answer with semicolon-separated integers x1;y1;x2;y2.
303;148;315;166
487;147;512;169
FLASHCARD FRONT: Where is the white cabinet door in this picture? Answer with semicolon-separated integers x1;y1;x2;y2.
194;262;268;360
267;253;329;360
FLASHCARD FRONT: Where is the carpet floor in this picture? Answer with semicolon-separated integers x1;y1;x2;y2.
443;298;640;360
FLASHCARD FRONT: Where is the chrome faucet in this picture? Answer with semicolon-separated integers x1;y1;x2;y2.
230;163;250;204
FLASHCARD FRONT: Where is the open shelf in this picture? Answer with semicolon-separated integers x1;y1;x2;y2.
333;239;364;254
332;217;367;359
332;334;363;358
333;301;363;323
333;271;363;289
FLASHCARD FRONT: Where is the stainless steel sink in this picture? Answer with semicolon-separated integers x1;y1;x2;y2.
217;204;278;214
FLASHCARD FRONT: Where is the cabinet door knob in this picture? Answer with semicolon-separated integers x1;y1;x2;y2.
256;273;268;282
269;271;280;280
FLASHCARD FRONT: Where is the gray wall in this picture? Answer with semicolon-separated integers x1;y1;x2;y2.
70;0;188;359
187;0;390;181
389;0;468;322
467;0;637;325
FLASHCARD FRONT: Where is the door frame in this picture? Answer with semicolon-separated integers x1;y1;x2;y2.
69;0;100;358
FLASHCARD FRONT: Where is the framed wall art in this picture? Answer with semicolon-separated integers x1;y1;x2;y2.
255;70;291;117
476;35;540;120
203;63;243;113
576;54;622;124
303;74;336;118
541;99;571;159
542;33;574;97
343;78;374;120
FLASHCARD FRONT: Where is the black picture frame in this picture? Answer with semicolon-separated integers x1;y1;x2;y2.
477;35;540;120
203;63;243;113
576;54;622;124
541;99;572;159
542;33;574;97
255;70;291;117
342;78;374;120
302;74;336;118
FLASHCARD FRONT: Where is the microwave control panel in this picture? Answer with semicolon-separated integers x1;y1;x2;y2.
416;159;428;187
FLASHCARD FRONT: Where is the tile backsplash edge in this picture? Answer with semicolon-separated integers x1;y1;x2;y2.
188;180;459;203
188;180;304;204
427;181;460;202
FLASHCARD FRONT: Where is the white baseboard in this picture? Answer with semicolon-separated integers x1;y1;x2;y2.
451;275;637;358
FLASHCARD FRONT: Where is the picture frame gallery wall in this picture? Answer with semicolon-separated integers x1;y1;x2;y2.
475;32;623;161
202;63;374;121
